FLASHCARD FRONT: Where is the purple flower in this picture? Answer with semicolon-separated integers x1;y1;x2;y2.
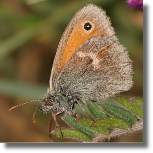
126;0;143;10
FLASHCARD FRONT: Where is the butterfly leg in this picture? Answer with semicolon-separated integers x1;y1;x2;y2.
48;116;55;142
75;99;93;120
52;112;63;138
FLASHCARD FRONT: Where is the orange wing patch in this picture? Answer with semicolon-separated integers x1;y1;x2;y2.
97;45;111;58
59;20;104;71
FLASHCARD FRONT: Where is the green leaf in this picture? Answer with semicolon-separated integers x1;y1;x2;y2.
90;127;110;136
129;97;143;106
75;117;110;135
90;117;131;130
86;101;107;119
53;95;143;142
75;117;92;127
52;128;90;142
100;104;137;125
62;115;98;138
114;96;143;119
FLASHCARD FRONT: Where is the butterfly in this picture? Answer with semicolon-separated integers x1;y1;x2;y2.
9;4;133;140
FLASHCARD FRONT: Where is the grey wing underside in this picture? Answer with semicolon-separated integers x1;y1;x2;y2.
52;34;133;104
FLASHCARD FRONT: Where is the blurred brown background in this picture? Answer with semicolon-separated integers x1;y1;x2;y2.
0;0;143;142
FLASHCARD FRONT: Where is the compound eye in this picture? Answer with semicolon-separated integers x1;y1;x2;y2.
45;98;53;106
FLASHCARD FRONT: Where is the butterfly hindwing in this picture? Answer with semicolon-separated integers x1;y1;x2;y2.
55;34;133;104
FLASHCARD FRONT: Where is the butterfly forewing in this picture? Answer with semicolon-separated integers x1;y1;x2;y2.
50;4;115;91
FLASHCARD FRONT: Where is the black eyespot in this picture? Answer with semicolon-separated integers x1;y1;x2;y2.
84;22;92;31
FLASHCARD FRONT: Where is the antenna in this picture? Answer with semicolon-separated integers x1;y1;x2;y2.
32;101;42;124
9;99;42;124
9;99;41;111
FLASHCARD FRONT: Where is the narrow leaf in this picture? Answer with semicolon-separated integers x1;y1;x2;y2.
52;128;90;142
75;117;110;135
75;117;92;127
100;104;137;125
90;117;131;130
130;97;143;106
90;127;110;136
86;101;107;119
114;96;143;119
62;115;98;137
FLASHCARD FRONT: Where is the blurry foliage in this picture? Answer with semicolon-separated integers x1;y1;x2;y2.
0;0;143;142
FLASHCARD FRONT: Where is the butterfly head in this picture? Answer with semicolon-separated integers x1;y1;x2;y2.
38;88;56;114
39;87;77;116
39;98;53;114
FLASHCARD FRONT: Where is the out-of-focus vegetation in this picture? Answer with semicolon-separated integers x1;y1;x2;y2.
0;0;143;142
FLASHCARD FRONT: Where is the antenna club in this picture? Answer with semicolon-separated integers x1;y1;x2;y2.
9;107;15;111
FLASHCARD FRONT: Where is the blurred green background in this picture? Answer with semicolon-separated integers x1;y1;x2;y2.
0;0;143;142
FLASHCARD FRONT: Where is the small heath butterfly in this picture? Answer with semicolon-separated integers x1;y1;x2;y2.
10;4;133;139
